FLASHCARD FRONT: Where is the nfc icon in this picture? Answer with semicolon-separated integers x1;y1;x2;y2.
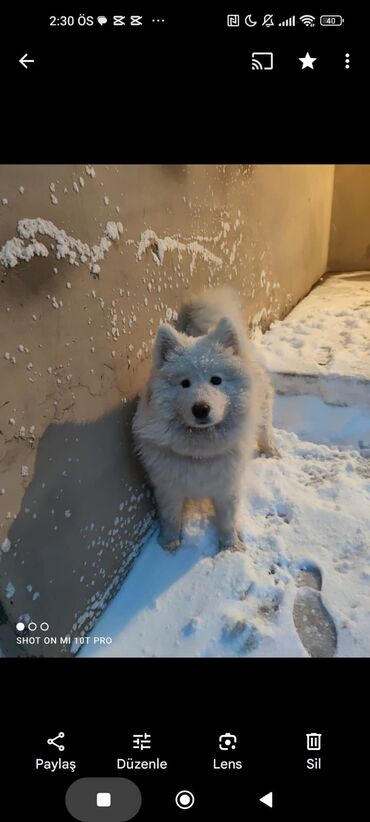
227;14;240;27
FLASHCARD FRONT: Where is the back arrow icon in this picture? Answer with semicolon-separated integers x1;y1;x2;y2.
19;54;35;69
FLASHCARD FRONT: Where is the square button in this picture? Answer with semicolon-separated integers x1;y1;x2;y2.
96;792;111;808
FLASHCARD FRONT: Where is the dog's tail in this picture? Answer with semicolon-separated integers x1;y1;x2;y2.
176;288;245;337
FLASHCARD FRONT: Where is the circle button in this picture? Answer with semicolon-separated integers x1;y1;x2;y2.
175;790;195;810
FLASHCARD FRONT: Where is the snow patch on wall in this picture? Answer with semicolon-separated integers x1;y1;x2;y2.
0;218;124;274
136;229;223;271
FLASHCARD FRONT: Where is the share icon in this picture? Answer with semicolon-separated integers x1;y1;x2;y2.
47;731;65;751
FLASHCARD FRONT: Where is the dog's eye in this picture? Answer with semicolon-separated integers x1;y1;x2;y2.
181;379;191;388
210;376;222;385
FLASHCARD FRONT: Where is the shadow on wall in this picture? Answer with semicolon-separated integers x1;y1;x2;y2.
0;401;156;657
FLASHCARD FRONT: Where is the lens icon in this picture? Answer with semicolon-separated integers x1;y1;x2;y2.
175;790;195;810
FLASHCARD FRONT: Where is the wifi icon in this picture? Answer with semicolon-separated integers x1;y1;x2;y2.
300;14;316;26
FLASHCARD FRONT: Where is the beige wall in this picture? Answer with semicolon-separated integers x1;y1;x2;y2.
328;164;370;271
0;164;335;655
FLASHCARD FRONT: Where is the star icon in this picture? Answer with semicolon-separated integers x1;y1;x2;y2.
299;52;317;69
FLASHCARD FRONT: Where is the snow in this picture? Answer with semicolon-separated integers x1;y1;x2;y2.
0;236;49;267
78;272;370;658
254;271;370;381
80;400;370;659
1;538;11;553
0;218;123;271
5;582;15;599
105;221;123;241
136;228;223;270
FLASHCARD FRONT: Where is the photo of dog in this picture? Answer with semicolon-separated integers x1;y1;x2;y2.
1;164;369;660
133;288;279;552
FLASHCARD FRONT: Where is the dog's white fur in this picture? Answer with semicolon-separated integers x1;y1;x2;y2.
132;288;278;552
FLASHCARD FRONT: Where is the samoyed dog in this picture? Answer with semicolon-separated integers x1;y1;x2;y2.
132;289;278;552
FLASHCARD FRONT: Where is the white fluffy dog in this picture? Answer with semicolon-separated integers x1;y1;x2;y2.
132;289;278;552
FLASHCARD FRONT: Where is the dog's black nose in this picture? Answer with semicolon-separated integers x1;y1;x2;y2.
192;402;211;420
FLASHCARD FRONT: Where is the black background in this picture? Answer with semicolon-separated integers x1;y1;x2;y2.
1;2;369;819
1;2;368;158
4;659;366;818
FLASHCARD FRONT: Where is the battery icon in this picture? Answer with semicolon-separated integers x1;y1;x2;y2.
320;15;344;26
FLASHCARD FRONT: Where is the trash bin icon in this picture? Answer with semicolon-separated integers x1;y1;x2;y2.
306;732;321;751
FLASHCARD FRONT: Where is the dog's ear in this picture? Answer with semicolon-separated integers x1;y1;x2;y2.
212;317;240;355
154;324;182;367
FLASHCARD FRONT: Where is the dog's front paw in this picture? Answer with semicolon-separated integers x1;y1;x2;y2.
218;532;245;553
258;442;281;459
158;529;181;553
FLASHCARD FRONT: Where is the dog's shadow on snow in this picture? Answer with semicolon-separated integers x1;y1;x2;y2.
0;401;159;655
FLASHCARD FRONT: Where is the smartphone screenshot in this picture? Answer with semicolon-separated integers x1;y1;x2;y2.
1;4;368;819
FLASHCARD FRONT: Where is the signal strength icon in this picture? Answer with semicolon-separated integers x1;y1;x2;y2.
300;14;315;26
279;15;296;26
